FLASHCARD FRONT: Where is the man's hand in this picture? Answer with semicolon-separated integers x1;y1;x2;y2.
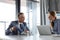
10;26;16;32
24;30;29;33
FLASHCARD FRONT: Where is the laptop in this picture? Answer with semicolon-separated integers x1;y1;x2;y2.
37;25;51;35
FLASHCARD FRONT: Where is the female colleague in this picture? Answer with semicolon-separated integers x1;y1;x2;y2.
48;11;57;34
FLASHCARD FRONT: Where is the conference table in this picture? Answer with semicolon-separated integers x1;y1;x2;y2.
0;34;41;40
1;35;60;40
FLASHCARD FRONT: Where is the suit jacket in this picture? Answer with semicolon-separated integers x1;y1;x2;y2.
53;19;60;34
5;21;29;35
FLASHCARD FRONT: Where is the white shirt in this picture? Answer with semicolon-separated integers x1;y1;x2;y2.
18;22;23;34
18;22;23;29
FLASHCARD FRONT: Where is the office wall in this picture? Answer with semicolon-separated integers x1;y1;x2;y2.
48;0;60;12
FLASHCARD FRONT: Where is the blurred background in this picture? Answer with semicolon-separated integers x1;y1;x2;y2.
0;0;60;37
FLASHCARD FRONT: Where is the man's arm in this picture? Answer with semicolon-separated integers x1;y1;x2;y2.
5;21;13;35
24;22;29;31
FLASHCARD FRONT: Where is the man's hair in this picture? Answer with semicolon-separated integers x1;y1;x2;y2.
18;12;24;17
49;11;56;17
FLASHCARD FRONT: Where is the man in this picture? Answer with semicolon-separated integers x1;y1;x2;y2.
5;13;29;35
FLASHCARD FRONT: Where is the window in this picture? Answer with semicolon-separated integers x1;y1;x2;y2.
0;2;16;35
21;0;40;35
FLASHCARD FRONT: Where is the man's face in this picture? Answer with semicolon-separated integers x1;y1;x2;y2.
18;14;25;23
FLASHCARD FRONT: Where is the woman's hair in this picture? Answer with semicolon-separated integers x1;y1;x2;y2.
49;11;56;27
49;11;55;17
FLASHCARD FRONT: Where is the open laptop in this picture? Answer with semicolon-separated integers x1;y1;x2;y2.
37;25;51;35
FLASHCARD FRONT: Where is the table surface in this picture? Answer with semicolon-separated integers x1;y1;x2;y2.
0;35;40;40
40;35;60;40
0;35;60;40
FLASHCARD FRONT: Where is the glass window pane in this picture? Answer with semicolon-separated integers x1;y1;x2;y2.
0;2;16;35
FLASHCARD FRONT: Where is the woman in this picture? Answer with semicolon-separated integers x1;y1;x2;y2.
48;11;56;34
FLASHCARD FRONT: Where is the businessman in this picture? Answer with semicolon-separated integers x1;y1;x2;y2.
5;13;29;35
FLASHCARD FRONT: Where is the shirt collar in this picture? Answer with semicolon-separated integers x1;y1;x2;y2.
18;22;23;24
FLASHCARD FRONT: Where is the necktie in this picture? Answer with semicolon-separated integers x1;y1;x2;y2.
18;24;23;34
20;24;26;31
20;24;22;29
20;24;24;32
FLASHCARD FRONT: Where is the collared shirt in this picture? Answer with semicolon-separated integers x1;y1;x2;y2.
18;22;23;29
18;22;23;34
